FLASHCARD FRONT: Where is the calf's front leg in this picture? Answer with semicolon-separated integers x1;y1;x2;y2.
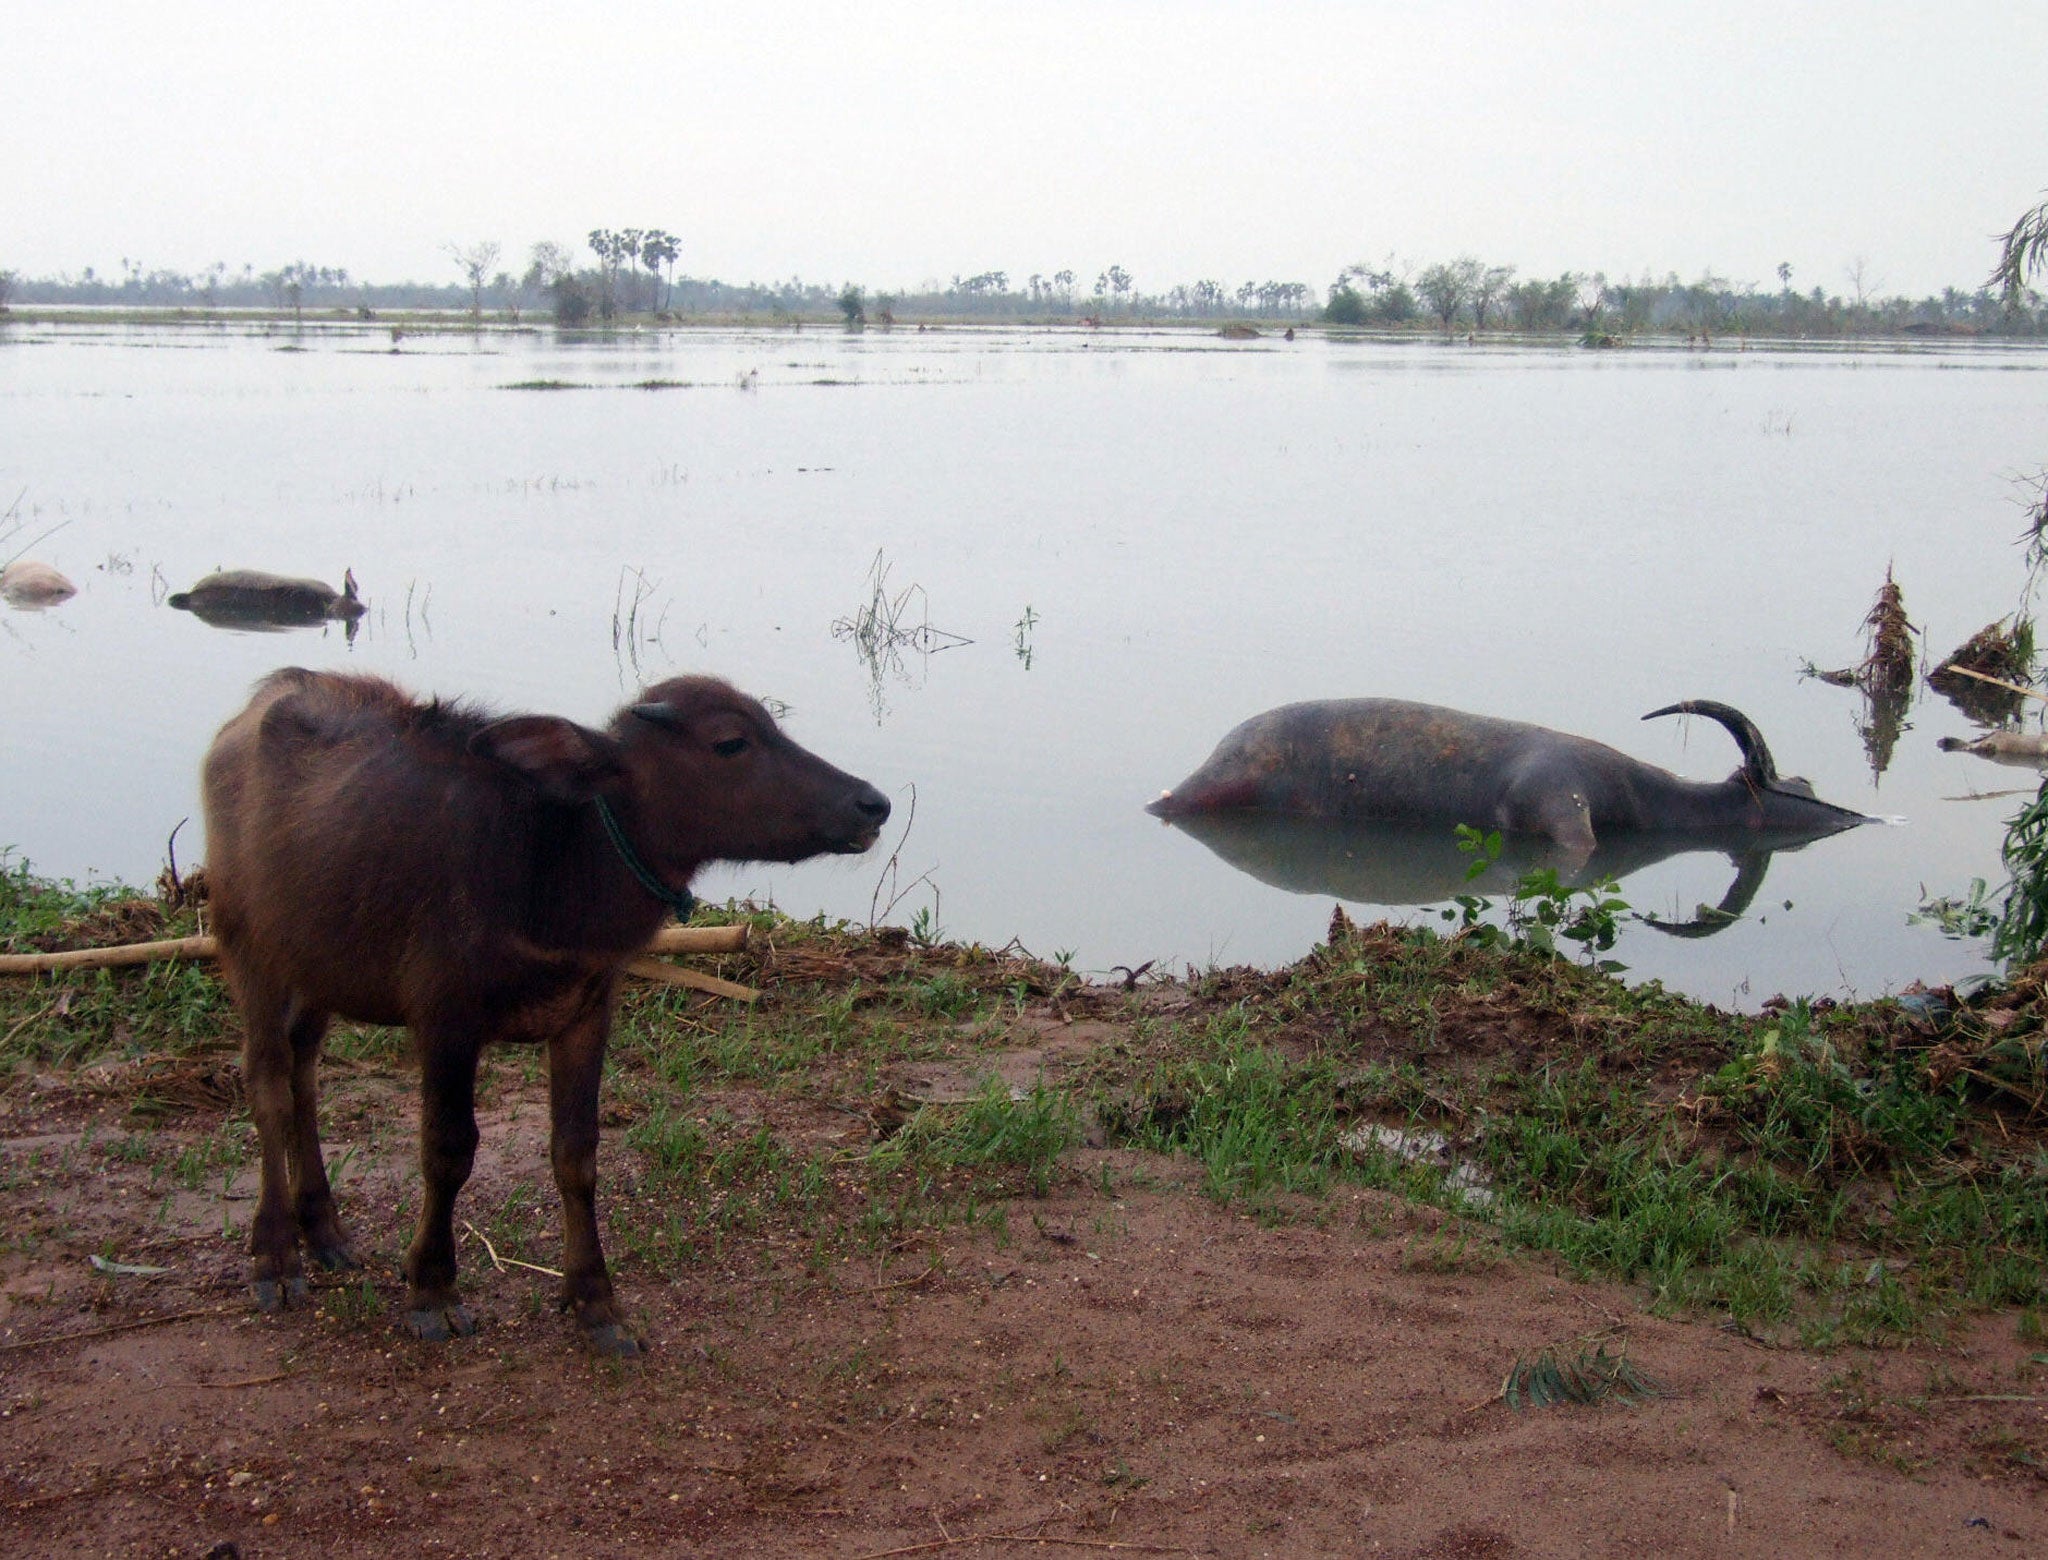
405;1030;482;1341
547;988;642;1357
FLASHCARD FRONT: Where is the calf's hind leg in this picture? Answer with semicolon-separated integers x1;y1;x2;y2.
287;1001;357;1272
239;981;328;1311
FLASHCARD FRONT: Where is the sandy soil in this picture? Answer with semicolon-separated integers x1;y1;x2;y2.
4;1024;2046;1560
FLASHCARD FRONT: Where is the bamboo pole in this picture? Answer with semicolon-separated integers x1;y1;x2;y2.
646;924;750;956
0;935;218;973
0;922;749;977
1939;664;2048;704
625;957;761;1003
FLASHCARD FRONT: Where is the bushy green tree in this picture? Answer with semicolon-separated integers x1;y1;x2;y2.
551;273;594;326
1323;284;1367;325
1416;259;1479;332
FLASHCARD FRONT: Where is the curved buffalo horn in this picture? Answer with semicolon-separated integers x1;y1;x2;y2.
1642;700;1779;789
630;702;683;729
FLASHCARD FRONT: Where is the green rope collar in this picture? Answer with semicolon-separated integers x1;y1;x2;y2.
593;796;697;922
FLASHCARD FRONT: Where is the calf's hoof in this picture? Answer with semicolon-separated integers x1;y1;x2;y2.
405;1304;478;1343
251;1274;309;1313
307;1239;361;1272
582;1319;646;1359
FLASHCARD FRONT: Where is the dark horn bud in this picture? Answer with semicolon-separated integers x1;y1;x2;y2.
631;702;682;729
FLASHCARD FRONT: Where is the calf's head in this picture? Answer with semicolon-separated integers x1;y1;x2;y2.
467;676;890;872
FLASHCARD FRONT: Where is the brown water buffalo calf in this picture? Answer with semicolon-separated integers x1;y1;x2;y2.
203;668;889;1355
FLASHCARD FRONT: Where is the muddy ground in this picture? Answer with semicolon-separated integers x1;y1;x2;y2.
3;919;2047;1558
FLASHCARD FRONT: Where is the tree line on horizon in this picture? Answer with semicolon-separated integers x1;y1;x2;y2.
2;230;2041;339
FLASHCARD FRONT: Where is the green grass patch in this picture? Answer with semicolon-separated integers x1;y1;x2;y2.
1500;1343;1665;1410
871;1078;1077;1197
7;854;2048;1345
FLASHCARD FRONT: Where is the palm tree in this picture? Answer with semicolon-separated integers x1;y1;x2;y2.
1994;195;2048;305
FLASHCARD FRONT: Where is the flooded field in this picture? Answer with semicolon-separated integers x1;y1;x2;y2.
4;318;2045;1005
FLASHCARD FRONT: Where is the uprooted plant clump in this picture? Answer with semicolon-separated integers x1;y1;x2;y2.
1930;616;2038;724
1860;566;1917;693
1808;567;1923;776
1811;567;1916;694
5;863;2048;1553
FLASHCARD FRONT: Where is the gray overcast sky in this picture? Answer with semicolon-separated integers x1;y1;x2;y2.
11;1;2046;298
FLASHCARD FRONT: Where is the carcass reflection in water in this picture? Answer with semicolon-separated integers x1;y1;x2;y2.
1156;811;1863;939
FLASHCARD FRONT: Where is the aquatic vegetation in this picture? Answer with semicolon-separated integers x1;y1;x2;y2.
830;550;971;722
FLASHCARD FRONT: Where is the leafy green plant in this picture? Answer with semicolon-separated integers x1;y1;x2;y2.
0;848;128;947
905;970;980;1019
1441;826;1629;968
1913;878;1998;940
1995;784;2048;966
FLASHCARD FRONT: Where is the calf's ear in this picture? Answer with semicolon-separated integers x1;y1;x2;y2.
470;716;627;802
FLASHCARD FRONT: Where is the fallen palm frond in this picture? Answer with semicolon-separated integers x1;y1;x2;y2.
1499;1343;1665;1411
1992;196;2048;305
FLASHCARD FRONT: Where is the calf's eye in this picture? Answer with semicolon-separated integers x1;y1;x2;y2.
712;736;750;757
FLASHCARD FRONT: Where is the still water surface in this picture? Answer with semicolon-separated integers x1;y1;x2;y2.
5;320;2045;1006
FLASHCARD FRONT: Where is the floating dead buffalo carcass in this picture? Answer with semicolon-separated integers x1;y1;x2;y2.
168;567;365;630
0;559;78;608
202;668;890;1355
1150;698;1870;857
1937;728;2048;767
